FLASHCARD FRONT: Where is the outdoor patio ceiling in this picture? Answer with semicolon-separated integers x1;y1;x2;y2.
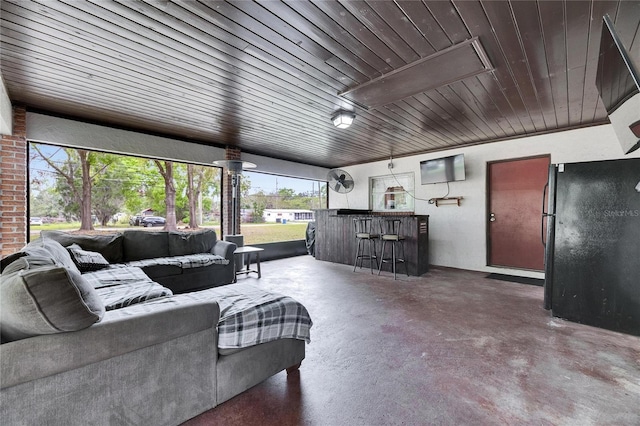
1;1;639;168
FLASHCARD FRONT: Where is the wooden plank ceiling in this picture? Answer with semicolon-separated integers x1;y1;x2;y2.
1;1;639;168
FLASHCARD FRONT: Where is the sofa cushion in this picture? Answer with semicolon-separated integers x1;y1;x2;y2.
83;267;173;311
110;254;228;282
41;230;124;263
22;237;80;274
123;230;170;261
146;264;184;279
127;262;183;280
121;254;229;270
0;256;105;341
83;265;162;289
67;244;110;272
168;230;217;256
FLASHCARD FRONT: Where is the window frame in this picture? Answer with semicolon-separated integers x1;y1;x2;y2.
369;172;415;213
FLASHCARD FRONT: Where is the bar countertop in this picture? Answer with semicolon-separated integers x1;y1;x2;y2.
314;209;429;276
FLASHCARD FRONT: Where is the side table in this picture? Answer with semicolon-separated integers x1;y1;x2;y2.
233;246;264;282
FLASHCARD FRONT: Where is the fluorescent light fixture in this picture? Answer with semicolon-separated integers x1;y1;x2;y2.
339;38;492;109
332;110;355;129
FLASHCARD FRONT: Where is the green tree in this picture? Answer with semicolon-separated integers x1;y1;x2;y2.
153;160;178;231
201;168;220;222
185;164;217;228
283;195;314;210
278;188;295;200
240;175;251;199
92;157;135;225
30;144;226;230
122;158;174;221
31;145;115;230
172;163;188;223
30;186;63;218
120;157;155;215
245;189;269;223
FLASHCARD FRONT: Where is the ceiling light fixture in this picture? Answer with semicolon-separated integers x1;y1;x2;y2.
332;110;355;129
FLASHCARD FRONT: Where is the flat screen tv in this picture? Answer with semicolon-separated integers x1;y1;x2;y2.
420;154;465;185
595;14;640;154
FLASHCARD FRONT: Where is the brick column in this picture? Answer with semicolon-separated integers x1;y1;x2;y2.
222;146;241;237
1;105;27;255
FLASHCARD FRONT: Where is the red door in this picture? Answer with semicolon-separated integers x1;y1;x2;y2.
488;156;550;270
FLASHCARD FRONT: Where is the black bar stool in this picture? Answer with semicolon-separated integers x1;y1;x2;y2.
353;217;379;273
378;218;408;280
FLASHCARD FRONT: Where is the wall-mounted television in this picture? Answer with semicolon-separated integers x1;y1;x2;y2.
595;14;640;154
420;154;466;185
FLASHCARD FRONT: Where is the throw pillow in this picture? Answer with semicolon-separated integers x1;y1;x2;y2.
0;251;27;273
22;237;81;275
0;256;105;341
67;243;110;272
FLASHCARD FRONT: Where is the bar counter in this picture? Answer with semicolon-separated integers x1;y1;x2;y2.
314;209;429;276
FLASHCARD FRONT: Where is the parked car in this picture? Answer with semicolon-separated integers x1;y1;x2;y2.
140;216;166;227
29;217;43;226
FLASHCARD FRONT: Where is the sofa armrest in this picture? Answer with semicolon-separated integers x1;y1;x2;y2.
212;240;236;262
1;298;220;389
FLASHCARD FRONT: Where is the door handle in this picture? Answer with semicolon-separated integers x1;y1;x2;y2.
489;213;496;222
541;182;548;247
541;182;554;247
541;182;549;216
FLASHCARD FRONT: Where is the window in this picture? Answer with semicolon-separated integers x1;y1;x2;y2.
241;171;327;244
28;142;328;245
28;142;223;239
369;172;415;212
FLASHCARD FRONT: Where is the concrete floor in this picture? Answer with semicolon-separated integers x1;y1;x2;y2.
184;256;640;425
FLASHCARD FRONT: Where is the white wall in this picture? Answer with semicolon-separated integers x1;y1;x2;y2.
26;112;328;181
330;124;640;278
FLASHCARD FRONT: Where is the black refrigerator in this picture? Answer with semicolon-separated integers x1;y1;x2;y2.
543;158;640;336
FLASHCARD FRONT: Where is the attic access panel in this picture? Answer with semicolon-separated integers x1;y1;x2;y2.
339;38;493;109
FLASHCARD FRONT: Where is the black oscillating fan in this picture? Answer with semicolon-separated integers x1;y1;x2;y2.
327;169;354;194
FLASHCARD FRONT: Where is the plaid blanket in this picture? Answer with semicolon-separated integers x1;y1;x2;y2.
215;284;313;349
83;266;154;289
152;283;312;349
83;266;173;311
114;254;229;270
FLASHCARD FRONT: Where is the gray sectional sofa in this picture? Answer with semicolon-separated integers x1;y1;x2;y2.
40;229;237;293
0;231;312;425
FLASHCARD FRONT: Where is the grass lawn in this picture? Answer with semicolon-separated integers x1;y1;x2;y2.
29;222;136;240
32;222;85;231
29;222;309;245
240;222;308;244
